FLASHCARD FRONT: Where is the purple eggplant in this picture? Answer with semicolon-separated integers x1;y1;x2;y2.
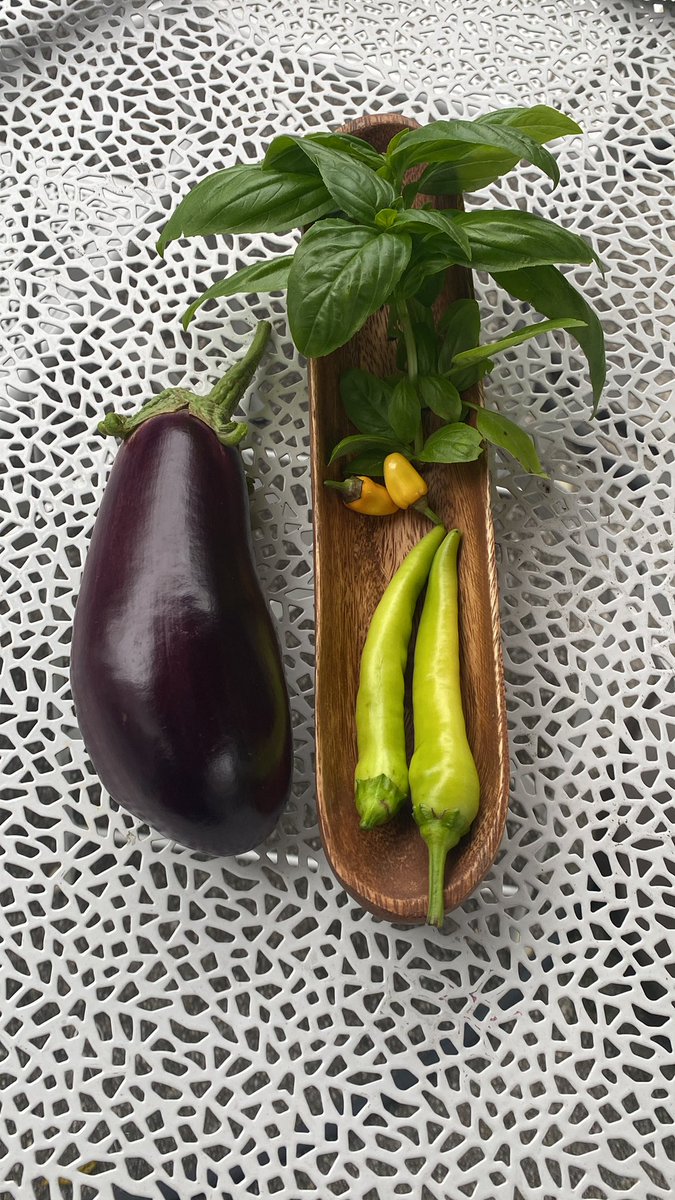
70;323;292;855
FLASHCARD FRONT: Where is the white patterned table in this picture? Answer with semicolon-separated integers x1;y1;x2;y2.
1;2;674;1197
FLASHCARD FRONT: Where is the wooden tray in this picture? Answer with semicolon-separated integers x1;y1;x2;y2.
309;114;509;923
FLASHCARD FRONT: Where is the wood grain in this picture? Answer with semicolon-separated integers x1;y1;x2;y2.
309;114;510;923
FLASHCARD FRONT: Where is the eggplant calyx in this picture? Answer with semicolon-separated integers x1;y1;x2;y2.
97;321;271;445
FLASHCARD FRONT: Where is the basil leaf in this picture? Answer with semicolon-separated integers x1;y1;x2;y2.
445;359;495;392
471;405;548;476
389;208;471;258
157;166;334;252
339;368;394;436
437;299;481;372
389;378;421;443
418;375;462;421
288;220;411;357
290;141;395;224
476;104;582;141
452;210;601;272
413;272;446;308
329;433;406;464
264;131;384;175
491;265;606;411
182;256;293;328
397;238;463;299
452;317;586;365
418;106;581;195
412;324;438;374
417;423;484;463
390;119;560;188
345;452;387;477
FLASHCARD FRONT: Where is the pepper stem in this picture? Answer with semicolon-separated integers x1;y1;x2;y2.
413;500;444;527
423;828;457;927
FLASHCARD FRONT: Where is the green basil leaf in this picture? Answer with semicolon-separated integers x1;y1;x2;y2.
475;104;582;141
470;405;548;476
157;166;334;252
339;368;394;436
417;106;581;195
288;220;411;357
288;139;396;224
264;131;384;174
452;317;586;365
445;359;495;392
345;451;387;477
329;433;405;464
182;256;293;328
396;239;462;299
417;423;484;463
413;271;446;308
437;299;481;372
418;375;462;421
390;119;560;188
412;324;438;374
492;265;606;412
389;378;421;443
452;210;601;272
389;208;471;258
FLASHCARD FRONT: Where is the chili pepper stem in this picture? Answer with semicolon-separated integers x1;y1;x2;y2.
413;500;444;526
424;827;459;927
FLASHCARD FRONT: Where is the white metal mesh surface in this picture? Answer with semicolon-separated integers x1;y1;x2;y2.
1;1;674;1197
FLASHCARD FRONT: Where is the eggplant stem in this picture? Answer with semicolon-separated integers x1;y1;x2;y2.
204;320;272;422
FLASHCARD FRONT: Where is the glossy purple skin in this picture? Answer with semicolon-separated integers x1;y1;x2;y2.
70;411;292;855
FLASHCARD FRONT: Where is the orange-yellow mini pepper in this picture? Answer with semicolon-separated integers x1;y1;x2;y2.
324;475;400;516
383;454;443;525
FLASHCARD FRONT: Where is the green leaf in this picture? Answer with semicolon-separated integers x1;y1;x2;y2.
452;210;601;272
437;299;481;372
396;238;463;299
475;104;582;141
470;405;548;476
345;451;388;477
264;131;385;174
288;220;411;357
389;208;471;258
157;166;334;252
413;271;446;308
417;423;484;463
339;368;394;436
389;378;421;443
419;105;582;195
417;375;462;421
287;139;396;224
452;317;586;365
445;359;495;392
492;264;606;411
329;433;406;464
390;119;561;189
412;324;438;374
182;256;293;328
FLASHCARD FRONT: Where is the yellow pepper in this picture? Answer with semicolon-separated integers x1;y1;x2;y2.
383;454;442;525
324;475;400;516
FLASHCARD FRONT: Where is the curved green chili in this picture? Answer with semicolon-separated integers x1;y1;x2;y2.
409;529;480;926
355;524;446;829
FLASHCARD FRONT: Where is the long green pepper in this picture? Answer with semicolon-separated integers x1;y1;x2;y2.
354;525;446;829
410;529;480;926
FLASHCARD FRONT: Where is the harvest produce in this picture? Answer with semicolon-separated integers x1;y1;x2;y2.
354;525;446;829
409;530;480;926
158;104;605;480
382;452;441;524
324;474;399;515
71;323;293;856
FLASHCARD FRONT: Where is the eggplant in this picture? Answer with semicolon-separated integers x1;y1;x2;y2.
70;323;293;855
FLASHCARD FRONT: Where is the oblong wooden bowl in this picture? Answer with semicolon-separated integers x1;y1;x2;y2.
309;114;509;923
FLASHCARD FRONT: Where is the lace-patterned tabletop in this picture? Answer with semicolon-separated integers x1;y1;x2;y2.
1;1;674;1198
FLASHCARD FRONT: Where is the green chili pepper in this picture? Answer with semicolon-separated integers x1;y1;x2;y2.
355;525;446;829
409;529;480;926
